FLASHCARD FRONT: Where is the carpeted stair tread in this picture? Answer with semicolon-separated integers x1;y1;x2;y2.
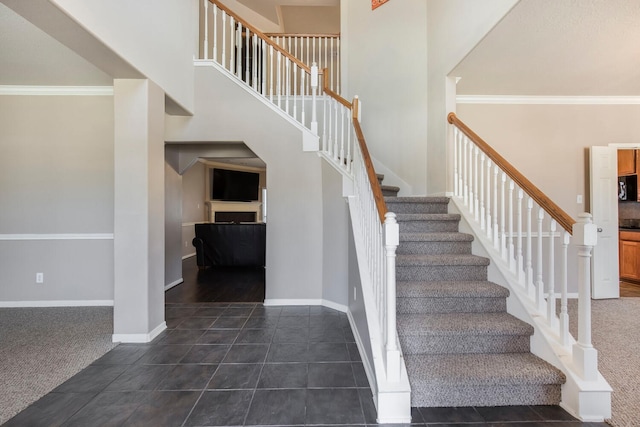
398;312;533;336
399;232;474;242
404;353;565;386
397;254;489;266
396;213;460;221
385;196;450;204
396;281;509;298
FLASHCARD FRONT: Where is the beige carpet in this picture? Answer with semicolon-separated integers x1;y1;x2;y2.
0;307;116;424
567;298;640;427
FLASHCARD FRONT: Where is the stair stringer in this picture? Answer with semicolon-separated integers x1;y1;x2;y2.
448;197;612;422
346;195;411;424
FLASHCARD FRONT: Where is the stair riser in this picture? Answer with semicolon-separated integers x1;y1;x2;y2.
399;221;459;233
399;335;530;355
397;265;487;282
397;297;506;314
382;189;399;197
386;202;448;214
397;241;472;255
410;384;561;407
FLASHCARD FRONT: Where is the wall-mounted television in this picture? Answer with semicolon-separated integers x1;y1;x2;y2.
211;168;260;202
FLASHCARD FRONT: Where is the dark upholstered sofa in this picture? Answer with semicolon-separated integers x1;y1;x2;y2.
192;223;266;267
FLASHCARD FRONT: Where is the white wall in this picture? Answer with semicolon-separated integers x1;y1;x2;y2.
165;65;325;302
0;94;114;304
426;0;518;194
51;0;198;114
456;103;640;218
341;0;428;195
165;150;183;288
321;162;349;307
181;161;206;258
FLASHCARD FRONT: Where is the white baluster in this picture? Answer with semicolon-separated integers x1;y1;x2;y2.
269;45;274;102
310;63;318;135
480;154;486;230
330;37;335;92
500;172;507;260
252;34;258;90
346;115;352;173
305;37;310;94
336;37;341;93
560;230;570;346
492;166;499;249
463;137;468;206
213;4;218;62
516;189;524;284
333;100;339;160
453;127;459;197
292;63;297;121
536;208;545;313
322;83;327;151
468;141;474;215
300;71;306;126
244;29;250;82
508;179;515;270
339;107;345;168
526;197;534;296
286;59;291;115
276;51;282;109
573;213;598;381
486;159;492;238
203;0;209;59
547;220;557;327
261;40;266;96
473;147;479;221
221;12;226;67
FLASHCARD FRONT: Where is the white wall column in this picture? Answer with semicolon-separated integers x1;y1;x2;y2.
113;79;166;343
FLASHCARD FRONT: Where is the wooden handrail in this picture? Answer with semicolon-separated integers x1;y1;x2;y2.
210;0;313;74
448;112;575;234
353;98;388;224
321;68;351;108
264;33;340;38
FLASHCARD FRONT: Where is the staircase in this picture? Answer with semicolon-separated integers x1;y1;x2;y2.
376;173;400;197
386;196;566;407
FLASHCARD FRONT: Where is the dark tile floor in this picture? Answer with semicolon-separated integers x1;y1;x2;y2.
4;303;608;427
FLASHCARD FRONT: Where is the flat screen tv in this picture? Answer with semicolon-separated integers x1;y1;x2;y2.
211;168;260;201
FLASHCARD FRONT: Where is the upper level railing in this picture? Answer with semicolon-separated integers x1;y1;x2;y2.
448;112;599;382
267;33;340;94
201;0;402;385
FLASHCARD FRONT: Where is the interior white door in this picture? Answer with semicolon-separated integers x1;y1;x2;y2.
589;146;619;299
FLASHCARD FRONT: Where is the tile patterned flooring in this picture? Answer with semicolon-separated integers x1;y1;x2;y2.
4;303;608;426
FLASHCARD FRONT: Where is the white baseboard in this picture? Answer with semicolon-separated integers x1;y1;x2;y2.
263;298;348;313
0;300;114;307
182;253;196;260
164;278;184;291
112;321;166;343
346;309;378;398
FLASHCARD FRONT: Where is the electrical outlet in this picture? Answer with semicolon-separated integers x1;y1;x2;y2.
577;195;583;204
36;273;44;283
185;241;188;247
353;287;357;301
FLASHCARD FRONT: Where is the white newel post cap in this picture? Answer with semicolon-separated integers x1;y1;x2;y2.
572;213;597;247
384;212;399;247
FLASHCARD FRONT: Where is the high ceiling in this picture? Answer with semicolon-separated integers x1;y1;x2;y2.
452;0;640;96
237;0;339;32
3;0;640;97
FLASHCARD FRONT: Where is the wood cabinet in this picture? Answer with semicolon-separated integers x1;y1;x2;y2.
620;231;640;282
618;149;636;176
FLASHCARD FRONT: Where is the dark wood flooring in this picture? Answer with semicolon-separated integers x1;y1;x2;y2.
165;256;265;303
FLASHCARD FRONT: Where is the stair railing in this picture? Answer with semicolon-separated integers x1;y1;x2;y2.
266;33;341;94
447;112;599;382
202;0;319;133
202;0;404;396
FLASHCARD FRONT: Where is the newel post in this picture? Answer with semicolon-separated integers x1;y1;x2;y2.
384;212;401;382
572;213;598;381
310;63;318;135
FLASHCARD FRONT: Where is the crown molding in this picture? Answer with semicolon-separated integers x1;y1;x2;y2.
456;95;640;105
0;86;113;96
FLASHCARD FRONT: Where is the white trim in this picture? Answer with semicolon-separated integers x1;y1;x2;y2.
263;299;348;313
182;222;199;227
112;322;167;343
346;309;377;398
182;253;196;260
0;233;114;241
0;86;113;96
456;95;640;105
0;300;114;307
164;278;184;291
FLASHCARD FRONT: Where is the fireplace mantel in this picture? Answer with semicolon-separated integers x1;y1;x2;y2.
206;200;263;223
